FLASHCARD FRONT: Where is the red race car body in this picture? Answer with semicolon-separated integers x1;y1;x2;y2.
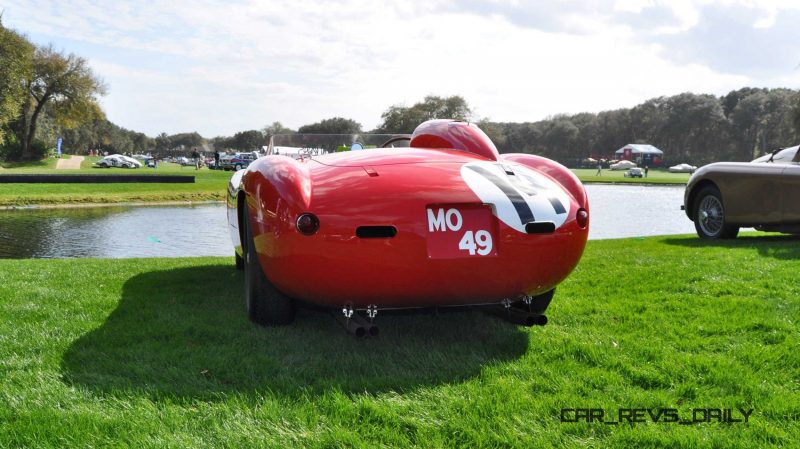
228;120;589;325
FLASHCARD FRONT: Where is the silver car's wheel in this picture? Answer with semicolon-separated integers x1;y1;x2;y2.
693;186;739;239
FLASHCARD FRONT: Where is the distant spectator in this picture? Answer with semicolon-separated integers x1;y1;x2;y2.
644;165;649;178
596;164;602;176
192;148;201;170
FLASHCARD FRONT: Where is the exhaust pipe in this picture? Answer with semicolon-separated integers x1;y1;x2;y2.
489;305;547;327
333;311;367;337
351;313;380;337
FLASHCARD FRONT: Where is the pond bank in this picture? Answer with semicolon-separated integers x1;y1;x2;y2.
0;199;223;211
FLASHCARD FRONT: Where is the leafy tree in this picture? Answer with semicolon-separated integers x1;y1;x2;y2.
169;132;204;150
376;95;472;133
15;45;106;160
154;132;171;153
298;117;362;134
262;121;294;138
793;96;800;137
0;18;34;146
230;130;264;151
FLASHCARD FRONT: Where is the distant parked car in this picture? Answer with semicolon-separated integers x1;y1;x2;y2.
220;152;258;171
610;160;637;170
669;163;697;173
95;154;142;168
682;145;800;239
624;167;643;178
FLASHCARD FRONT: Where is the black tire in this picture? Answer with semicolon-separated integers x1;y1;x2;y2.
693;186;739;239
235;253;244;270
243;202;295;325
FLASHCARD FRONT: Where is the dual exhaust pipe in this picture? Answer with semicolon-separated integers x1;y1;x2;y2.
333;311;379;337
489;304;548;326
334;299;548;336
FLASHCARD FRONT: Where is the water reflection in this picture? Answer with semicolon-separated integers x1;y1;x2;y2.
0;185;704;259
586;184;695;239
0;204;231;259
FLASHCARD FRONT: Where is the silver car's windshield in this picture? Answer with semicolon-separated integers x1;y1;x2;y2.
267;134;411;157
752;145;799;163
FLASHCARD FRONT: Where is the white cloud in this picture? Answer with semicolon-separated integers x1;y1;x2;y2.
2;0;797;136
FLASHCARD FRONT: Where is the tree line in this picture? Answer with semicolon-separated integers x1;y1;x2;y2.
3;18;800;165
481;88;800;166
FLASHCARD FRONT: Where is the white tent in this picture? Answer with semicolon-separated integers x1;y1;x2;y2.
615;144;663;157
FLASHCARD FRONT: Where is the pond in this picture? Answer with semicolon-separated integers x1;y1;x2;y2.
0;204;230;259
0;185;699;259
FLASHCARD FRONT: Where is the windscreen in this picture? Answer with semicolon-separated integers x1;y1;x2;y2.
268;134;410;158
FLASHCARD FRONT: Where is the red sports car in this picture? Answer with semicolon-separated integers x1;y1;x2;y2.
227;120;589;332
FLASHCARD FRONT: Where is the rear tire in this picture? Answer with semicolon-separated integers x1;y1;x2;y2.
235;253;244;270
693;186;739;239
243;202;295;325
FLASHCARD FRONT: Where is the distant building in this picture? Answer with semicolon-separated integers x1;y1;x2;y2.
615;144;664;167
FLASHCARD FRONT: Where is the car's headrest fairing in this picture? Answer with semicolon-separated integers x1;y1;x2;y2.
410;120;500;161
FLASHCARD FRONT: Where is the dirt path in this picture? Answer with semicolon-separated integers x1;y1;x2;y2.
56;156;84;169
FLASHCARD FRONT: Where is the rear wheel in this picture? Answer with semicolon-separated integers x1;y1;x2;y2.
235;253;244;270
235;163;243;170
243;202;295;325
693;186;739;239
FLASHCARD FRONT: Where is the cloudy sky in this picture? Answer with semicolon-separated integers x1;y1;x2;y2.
3;0;799;137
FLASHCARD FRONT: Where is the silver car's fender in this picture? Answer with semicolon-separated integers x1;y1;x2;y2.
227;169;247;257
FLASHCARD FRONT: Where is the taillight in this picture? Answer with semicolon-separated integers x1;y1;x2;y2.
576;208;589;228
296;213;320;235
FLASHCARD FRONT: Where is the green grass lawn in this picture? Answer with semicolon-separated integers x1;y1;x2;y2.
0;156;60;170
0;235;797;447
0;156;230;206
572;168;691;184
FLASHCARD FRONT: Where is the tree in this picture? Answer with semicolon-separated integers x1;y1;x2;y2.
375;95;472;133
0;18;34;145
230;130;264;151
169;132;204;150
16;45;106;160
154;132;171;153
262;121;294;138
793;95;800;137
298;117;362;134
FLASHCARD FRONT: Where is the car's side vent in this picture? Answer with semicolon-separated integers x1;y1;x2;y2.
525;221;556;234
356;226;397;238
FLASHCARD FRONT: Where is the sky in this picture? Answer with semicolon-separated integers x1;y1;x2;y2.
3;0;800;137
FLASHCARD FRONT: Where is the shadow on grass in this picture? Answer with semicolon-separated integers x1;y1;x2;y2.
662;234;800;260
61;264;529;400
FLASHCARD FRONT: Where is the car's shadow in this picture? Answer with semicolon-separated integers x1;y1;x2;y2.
60;265;529;400
662;234;800;260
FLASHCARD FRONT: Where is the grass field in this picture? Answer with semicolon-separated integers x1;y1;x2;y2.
572;168;691;184
1;235;797;448
0;156;229;206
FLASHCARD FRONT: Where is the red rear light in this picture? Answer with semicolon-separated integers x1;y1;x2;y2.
296;213;320;235
576;208;589;229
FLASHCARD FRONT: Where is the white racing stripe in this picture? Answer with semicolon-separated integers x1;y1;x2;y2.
460;162;571;233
